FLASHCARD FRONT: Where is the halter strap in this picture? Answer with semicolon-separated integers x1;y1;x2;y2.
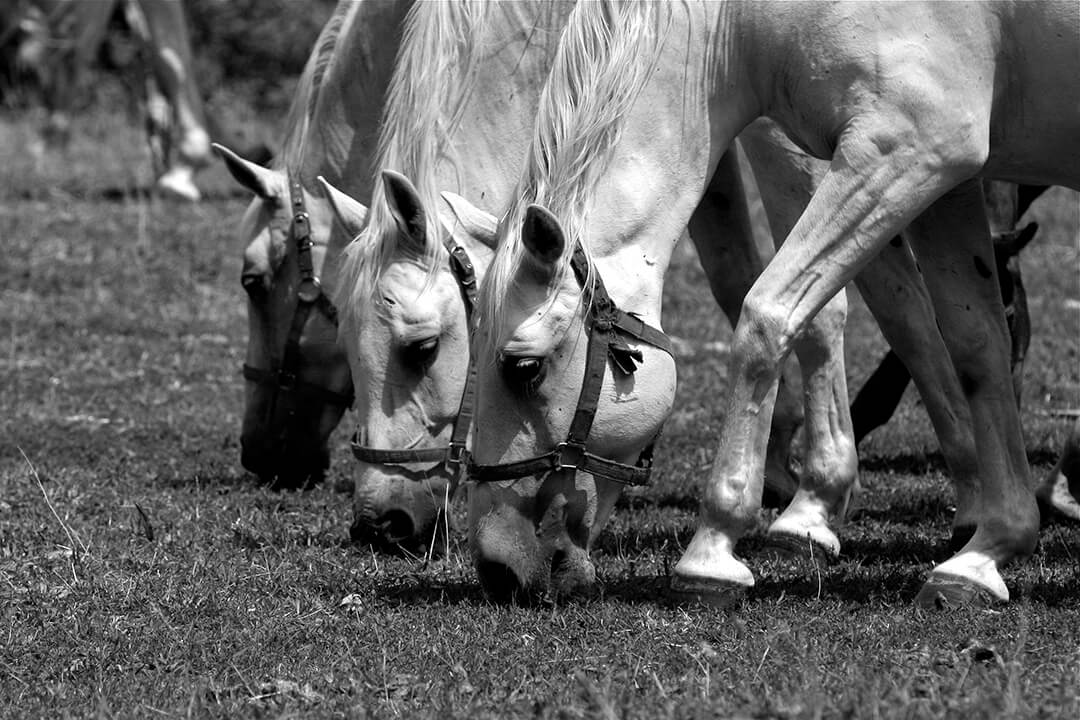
242;174;354;410
348;236;480;481
468;240;673;486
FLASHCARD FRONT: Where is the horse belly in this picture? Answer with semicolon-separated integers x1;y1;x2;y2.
985;1;1080;189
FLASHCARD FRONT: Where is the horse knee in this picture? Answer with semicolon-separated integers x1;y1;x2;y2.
734;292;793;378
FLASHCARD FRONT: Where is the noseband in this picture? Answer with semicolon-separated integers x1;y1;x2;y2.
468;241;674;487
242;176;355;410
348;237;479;479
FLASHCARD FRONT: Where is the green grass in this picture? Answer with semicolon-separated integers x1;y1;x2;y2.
1;104;1079;719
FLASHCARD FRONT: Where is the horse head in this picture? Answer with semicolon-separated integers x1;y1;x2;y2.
467;201;676;604
216;144;353;489
329;171;494;552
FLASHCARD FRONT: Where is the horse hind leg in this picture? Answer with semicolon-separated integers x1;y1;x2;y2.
903;179;1039;607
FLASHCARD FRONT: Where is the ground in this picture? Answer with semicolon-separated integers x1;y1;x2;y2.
1;102;1078;719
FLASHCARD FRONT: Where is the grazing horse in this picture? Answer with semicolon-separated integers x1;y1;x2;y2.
215;0;413;488
466;0;1078;605
329;1;577;548
0;0;212;200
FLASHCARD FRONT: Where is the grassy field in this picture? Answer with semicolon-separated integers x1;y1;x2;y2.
1;105;1079;719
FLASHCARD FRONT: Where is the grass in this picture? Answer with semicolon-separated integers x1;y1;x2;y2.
1;99;1079;718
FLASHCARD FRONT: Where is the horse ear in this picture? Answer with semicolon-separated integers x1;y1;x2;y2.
317;176;369;238
381;170;427;253
213;143;280;200
521;204;566;284
439;191;497;249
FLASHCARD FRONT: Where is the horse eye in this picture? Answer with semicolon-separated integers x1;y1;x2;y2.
241;272;268;302
402;337;439;368
501;356;546;398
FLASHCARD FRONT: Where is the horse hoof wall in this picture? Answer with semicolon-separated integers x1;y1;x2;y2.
762;532;836;567
668;575;746;609
915;575;1004;610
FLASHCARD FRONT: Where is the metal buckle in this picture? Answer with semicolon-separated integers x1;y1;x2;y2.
553;442;586;471
297;276;322;303
446;442;468;471
291;211;311;241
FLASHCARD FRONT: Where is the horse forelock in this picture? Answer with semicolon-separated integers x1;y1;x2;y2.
478;0;669;358
337;0;492;342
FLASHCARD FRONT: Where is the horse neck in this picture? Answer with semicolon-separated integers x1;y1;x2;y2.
434;1;576;214
299;0;415;202
567;3;757;327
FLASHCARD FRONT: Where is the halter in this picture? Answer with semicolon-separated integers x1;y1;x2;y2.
242;176;355;410
348;236;480;480
468;241;674;487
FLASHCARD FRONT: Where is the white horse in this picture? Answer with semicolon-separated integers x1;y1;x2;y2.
465;0;1077;605
215;0;414;488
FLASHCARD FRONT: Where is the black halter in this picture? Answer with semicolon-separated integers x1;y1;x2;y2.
468;241;674;487
242;176;355;409
348;236;479;479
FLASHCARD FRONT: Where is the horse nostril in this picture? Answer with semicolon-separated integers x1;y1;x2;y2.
379;510;416;544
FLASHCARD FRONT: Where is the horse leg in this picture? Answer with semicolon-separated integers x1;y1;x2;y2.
738;121;861;532
902;180;1039;606
854;242;982;548
136;0;210;201
764;289;858;559
1039;419;1080;523
687;142;802;509
850;348;911;446
673;112;1028;604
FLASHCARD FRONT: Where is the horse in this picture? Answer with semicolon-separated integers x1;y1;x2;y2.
462;0;1078;606
214;0;414;489
0;0;212;201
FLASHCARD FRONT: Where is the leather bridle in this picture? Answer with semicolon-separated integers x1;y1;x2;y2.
348;237;479;480
242;176;355;411
468;240;674;487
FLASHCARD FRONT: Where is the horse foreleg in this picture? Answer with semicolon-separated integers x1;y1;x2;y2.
673;119;1006;604
687;143;802;509
902;179;1039;606
764;290;858;560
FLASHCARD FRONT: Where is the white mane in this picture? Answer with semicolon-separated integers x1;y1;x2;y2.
478;0;669;354
335;1;492;334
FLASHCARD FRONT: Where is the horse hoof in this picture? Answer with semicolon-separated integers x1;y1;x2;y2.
761;532;836;566
668;574;747;609
915;574;1005;610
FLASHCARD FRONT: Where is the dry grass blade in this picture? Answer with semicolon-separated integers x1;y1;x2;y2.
19;446;87;581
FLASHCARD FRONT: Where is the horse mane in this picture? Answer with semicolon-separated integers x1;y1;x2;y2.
274;0;353;173
336;0;491;332
478;0;669;354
